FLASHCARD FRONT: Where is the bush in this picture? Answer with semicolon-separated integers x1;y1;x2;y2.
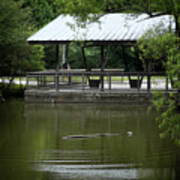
0;83;25;98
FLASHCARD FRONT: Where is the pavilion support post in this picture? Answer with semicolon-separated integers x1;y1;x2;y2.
37;75;40;88
55;73;59;91
100;45;105;91
81;46;89;84
55;44;60;91
56;44;60;71
146;61;151;92
63;44;71;84
81;46;88;70
62;44;66;66
82;73;85;90
122;46;130;81
135;46;144;90
108;74;111;90
137;74;140;91
68;73;71;85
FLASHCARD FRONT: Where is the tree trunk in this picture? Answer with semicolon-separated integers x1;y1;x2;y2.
175;15;180;94
175;15;180;37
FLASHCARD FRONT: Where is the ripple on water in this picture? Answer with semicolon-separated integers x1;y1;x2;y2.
33;163;138;180
33;163;175;180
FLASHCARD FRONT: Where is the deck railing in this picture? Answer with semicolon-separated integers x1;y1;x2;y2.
26;69;172;92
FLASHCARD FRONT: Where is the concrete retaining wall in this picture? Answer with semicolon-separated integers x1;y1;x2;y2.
25;89;152;104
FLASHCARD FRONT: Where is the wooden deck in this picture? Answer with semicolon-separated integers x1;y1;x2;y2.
26;69;172;91
25;69;178;103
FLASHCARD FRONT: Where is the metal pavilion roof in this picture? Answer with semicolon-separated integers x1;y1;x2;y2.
27;13;175;44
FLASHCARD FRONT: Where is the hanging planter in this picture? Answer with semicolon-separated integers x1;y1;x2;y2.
129;79;143;89
89;79;100;88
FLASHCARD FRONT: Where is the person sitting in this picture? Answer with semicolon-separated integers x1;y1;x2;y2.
62;63;71;83
62;63;71;70
62;62;68;69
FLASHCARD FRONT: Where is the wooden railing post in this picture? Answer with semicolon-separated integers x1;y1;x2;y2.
147;64;151;92
25;71;169;92
37;75;39;88
100;71;104;91
82;73;85;90
145;61;151;92
147;74;151;91
68;73;72;85
108;74;111;90
137;73;140;91
26;75;29;89
55;73;59;91
100;45;105;91
166;75;169;91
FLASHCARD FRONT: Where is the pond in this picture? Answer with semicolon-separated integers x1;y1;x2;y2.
0;99;180;180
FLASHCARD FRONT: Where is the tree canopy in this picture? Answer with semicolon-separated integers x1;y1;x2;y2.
54;0;180;35
0;0;44;77
137;25;177;71
23;0;56;28
137;28;180;144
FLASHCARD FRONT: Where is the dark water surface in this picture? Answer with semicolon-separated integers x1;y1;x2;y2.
0;99;180;180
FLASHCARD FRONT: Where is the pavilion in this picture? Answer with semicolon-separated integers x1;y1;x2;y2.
25;13;175;103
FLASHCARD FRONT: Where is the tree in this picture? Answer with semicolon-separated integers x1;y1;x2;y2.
22;0;56;28
54;0;180;36
137;25;177;71
0;0;45;79
138;29;180;144
152;47;180;145
54;0;106;21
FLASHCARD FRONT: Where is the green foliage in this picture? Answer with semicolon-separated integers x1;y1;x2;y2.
106;46;143;71
54;0;106;21
53;0;180;43
0;0;45;76
68;45;88;69
106;46;124;69
67;45;100;69
152;92;180;145
23;0;56;28
17;44;45;73
138;28;178;71
146;32;180;144
0;83;25;98
138;22;180;144
167;48;180;84
43;45;56;69
0;0;26;44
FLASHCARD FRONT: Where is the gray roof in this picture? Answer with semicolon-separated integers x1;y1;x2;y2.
27;13;175;44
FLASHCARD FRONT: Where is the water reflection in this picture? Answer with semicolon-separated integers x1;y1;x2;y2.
0;100;180;180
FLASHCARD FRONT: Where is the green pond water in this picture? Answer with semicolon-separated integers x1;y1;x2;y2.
0;99;180;180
